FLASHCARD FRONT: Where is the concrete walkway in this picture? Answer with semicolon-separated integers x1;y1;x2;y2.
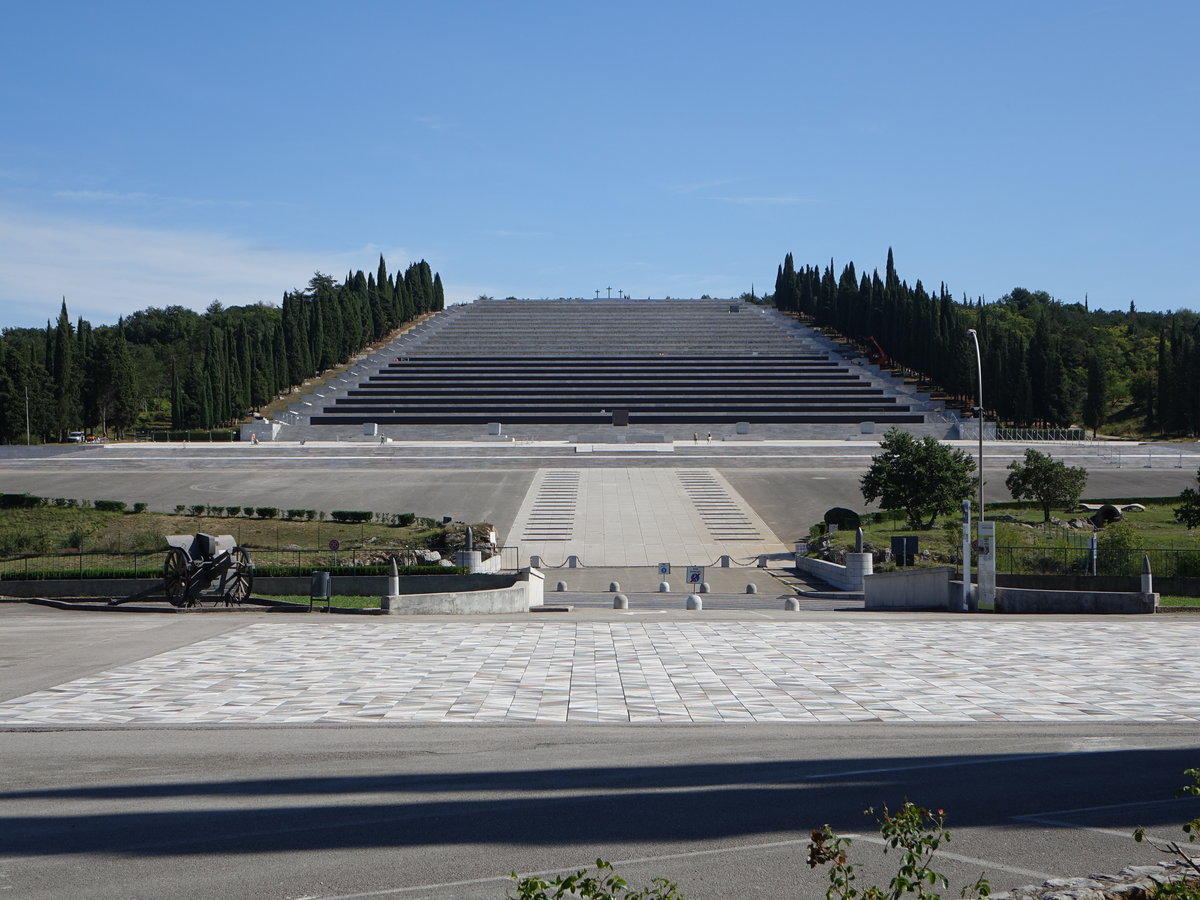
2;613;1198;727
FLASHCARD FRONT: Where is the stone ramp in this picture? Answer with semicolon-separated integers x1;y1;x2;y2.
510;467;788;567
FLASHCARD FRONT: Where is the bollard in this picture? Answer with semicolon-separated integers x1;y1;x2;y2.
566;555;580;568
613;593;629;609
658;581;670;593
608;581;620;592
746;584;757;594
686;594;702;610
555;581;567;592
1141;554;1153;595
719;555;732;568
530;555;543;568
699;582;710;594
784;597;799;611
757;554;768;568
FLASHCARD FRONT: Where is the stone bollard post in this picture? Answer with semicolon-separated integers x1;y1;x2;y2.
555;581;567;592
746;584;757;594
658;581;670;593
1141;554;1153;595
608;581;620;592
719;555;732;567
566;555;580;568
699;582;710;594
686;594;702;610
530;555;542;568
380;557;400;612
844;552;874;591
613;593;628;609
783;597;799;611
757;554;768;568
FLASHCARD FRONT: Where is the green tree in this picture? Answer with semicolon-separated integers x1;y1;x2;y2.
860;429;976;529
1004;448;1089;523
1082;352;1108;437
1175;469;1200;530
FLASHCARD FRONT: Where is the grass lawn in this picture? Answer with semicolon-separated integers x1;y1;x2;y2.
1159;596;1200;607
818;499;1200;574
263;594;381;609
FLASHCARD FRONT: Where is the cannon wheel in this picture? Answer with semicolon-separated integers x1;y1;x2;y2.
163;547;191;607
225;547;254;605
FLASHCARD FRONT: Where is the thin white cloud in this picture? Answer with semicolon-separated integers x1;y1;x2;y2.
0;208;408;328
52;188;255;208
413;115;454;133
714;195;817;207
665;178;739;195
486;229;549;238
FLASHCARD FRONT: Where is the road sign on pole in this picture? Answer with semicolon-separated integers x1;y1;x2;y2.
686;566;704;584
657;562;671;576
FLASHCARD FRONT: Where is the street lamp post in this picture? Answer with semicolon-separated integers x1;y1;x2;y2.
966;329;984;523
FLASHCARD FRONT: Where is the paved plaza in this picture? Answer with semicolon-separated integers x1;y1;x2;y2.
2;616;1198;727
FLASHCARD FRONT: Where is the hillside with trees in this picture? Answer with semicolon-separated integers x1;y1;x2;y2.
771;249;1199;435
0;257;444;442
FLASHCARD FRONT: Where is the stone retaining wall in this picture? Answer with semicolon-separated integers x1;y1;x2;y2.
989;859;1198;899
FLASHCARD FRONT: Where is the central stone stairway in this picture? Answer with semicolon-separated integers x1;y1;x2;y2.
294;298;952;437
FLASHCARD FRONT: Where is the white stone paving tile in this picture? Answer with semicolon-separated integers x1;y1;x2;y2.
2;620;1200;726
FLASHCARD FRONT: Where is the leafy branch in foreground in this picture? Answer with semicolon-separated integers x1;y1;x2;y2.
1134;767;1200;885
508;858;682;900
808;801;989;900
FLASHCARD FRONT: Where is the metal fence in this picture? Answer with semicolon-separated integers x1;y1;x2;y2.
994;545;1200;578
0;546;523;580
996;427;1086;441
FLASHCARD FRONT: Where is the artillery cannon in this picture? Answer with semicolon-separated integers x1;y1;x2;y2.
110;533;254;607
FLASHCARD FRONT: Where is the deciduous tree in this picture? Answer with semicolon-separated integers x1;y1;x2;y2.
860;429;976;529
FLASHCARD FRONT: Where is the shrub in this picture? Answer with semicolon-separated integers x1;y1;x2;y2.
243;506;256;518
255;506;278;519
286;509;306;521
396;512;416;527
188;504;206;517
330;510;372;524
225;506;242;518
0;493;45;509
94;500;127;512
174;505;186;515
132;502;148;514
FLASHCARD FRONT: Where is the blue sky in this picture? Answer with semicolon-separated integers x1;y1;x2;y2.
2;1;1197;328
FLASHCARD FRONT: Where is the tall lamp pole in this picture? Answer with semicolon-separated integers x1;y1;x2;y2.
966;329;984;523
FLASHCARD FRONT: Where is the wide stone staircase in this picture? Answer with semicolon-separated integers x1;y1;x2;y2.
277;299;958;439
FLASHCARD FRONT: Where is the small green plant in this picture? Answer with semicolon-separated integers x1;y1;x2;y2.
255;506;278;519
94;500;127;512
132;502;148;514
808;802;989;899
1134;767;1200;892
508;858;682;900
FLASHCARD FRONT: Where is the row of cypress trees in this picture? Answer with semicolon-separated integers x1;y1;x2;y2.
772;250;1200;433
0;256;444;441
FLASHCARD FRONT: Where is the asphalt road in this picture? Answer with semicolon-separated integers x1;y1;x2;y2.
1;441;1196;549
2;716;1197;899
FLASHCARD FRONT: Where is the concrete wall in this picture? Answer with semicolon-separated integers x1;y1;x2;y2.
794;554;871;591
864;567;953;610
999;574;1200;597
384;569;542;615
995;587;1157;615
